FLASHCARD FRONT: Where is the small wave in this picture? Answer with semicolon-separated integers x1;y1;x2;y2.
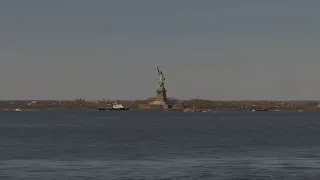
0;157;319;179
0;124;84;128
0;124;49;127
1;156;319;169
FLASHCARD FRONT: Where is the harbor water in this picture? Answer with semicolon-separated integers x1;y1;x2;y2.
0;110;319;179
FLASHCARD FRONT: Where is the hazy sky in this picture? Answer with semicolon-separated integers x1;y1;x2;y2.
1;0;320;100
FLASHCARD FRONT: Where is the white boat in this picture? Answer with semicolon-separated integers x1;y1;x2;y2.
109;102;129;110
14;108;23;112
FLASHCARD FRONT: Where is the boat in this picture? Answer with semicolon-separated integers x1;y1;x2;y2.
14;108;23;112
108;103;129;111
97;102;129;111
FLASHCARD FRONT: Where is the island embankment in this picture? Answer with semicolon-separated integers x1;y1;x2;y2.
1;99;320;111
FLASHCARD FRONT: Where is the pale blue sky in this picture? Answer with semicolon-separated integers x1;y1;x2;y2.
1;0;320;100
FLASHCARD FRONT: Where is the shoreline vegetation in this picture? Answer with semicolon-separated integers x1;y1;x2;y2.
1;98;320;111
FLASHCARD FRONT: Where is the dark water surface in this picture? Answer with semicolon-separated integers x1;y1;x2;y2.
0;110;319;179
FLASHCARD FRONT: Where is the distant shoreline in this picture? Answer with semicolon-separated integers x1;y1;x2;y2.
0;99;319;112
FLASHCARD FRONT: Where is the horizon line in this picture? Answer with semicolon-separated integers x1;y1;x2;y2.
0;99;319;102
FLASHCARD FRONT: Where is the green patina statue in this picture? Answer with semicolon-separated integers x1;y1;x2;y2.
157;66;165;88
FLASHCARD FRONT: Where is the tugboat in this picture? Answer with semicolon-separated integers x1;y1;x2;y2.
109;103;129;110
97;101;129;111
109;102;129;110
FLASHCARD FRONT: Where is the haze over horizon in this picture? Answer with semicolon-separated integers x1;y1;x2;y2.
1;1;320;100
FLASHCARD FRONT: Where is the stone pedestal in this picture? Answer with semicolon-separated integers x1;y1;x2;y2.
138;87;172;110
155;87;167;104
149;87;168;109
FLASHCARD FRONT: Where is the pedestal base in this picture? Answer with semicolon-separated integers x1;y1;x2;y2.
154;87;167;105
139;87;171;109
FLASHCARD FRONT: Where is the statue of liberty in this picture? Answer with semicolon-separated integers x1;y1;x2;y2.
157;66;165;88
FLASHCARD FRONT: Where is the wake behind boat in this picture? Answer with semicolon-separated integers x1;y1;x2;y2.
250;108;269;112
